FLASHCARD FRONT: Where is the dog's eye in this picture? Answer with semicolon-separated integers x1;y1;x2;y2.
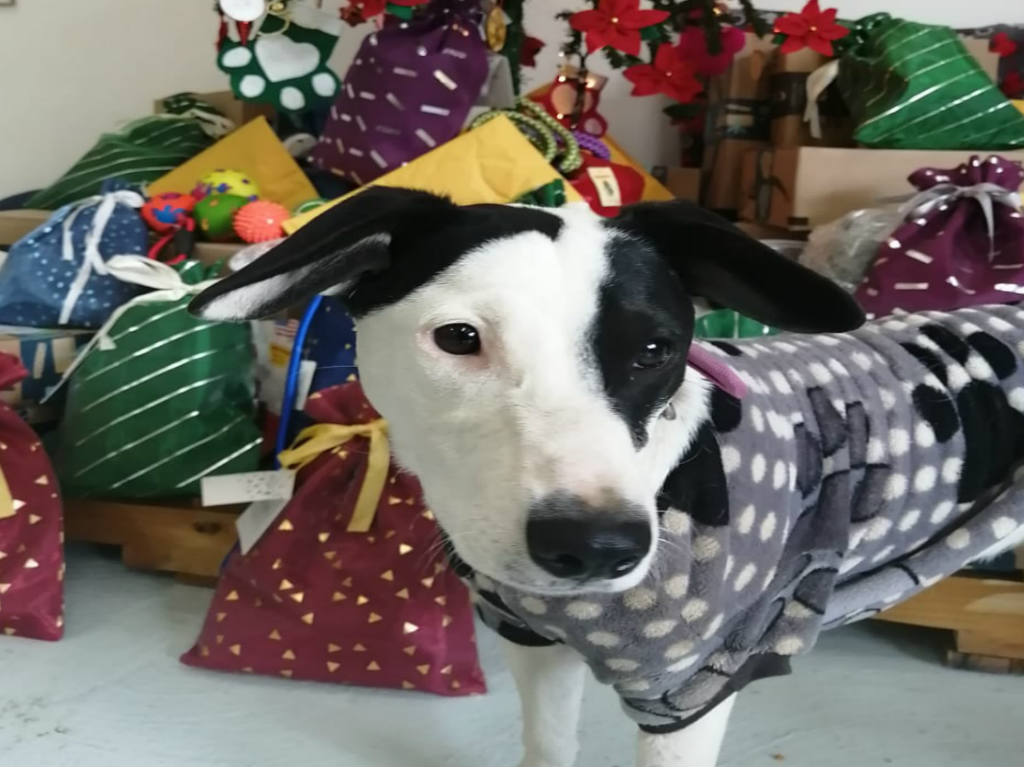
434;323;481;355
634;339;673;369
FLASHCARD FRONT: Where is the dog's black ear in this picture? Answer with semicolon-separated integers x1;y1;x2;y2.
189;186;457;321
612;200;865;333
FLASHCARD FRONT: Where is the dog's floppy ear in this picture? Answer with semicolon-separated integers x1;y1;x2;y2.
612;200;864;333
189;186;457;321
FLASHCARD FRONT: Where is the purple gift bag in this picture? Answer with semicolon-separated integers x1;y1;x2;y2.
311;1;488;185
856;155;1024;319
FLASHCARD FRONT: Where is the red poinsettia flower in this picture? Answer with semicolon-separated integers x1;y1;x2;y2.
624;43;703;103
1002;71;1024;99
676;24;746;76
991;31;1019;58
569;0;670;57
774;0;849;57
520;35;545;68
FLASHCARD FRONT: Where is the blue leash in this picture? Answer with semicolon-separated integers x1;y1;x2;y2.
220;295;324;571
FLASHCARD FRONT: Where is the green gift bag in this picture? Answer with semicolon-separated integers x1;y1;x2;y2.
837;14;1024;150
56;257;261;498
26;115;213;210
694;309;777;339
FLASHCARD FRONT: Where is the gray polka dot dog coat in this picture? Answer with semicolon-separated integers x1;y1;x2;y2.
463;303;1024;732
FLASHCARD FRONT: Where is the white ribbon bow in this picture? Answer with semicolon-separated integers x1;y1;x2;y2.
803;60;840;140
43;255;219;401
58;189;145;325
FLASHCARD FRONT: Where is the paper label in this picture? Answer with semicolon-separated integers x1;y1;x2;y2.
476;53;515;108
236;498;290;554
201;470;295;507
587;166;622;208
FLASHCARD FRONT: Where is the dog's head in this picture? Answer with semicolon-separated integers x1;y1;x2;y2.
191;187;862;595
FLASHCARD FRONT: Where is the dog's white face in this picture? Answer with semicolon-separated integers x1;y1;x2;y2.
191;189;862;596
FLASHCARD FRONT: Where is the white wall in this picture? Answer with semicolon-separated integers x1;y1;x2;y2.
1;0;1022;199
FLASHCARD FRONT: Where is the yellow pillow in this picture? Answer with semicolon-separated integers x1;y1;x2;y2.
148;117;317;210
284;116;582;234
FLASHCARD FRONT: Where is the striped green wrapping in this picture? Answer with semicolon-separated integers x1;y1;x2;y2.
837;14;1024;150
57;261;260;498
26;116;212;209
694;309;777;339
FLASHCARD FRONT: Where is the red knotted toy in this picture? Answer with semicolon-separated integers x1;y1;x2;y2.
0;352;64;641
182;381;485;695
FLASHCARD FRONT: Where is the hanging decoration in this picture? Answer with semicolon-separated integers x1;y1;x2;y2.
218;1;343;113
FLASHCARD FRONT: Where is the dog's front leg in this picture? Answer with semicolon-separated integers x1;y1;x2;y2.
502;639;587;767
635;694;736;767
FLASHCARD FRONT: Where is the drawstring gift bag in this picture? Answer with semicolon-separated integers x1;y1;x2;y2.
310;0;489;185
182;381;486;696
855;155;1024;318
53;256;261;498
0;181;149;329
0;352;64;641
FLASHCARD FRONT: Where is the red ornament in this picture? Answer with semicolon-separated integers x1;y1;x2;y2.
521;35;545;68
676;24;746;77
1001;70;1024;99
991;32;1018;58
623;43;703;104
234;200;290;243
773;0;849;57
569;0;669;57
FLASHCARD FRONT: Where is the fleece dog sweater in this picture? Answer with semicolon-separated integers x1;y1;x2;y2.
463;303;1024;731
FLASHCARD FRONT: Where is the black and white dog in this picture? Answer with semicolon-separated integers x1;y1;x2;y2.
191;188;1024;767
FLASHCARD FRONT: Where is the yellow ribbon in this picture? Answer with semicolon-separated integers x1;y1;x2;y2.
277;419;390;533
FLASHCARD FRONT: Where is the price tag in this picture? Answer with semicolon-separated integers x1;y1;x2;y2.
236;498;290;554
587;166;622;208
201;469;295;507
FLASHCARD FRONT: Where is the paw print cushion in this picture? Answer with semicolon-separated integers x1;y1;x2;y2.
0;352;64;641
217;3;341;113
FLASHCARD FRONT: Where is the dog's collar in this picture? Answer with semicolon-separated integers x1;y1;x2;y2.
687;343;747;399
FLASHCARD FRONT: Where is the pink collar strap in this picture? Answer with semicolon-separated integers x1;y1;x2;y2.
686;343;748;399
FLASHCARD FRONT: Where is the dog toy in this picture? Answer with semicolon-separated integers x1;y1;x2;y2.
140;192;197;233
194;193;249;241
195;168;260;201
234;200;290;243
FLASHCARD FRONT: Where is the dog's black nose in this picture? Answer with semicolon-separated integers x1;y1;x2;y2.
527;495;651;580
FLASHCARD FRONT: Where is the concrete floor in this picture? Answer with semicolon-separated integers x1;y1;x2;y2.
1;544;1021;767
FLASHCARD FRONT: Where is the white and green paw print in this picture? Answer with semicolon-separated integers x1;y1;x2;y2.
218;3;341;113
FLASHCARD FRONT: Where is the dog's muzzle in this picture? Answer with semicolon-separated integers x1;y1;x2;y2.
526;493;651;581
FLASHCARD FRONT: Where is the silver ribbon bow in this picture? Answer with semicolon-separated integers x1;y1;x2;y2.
895;182;1023;260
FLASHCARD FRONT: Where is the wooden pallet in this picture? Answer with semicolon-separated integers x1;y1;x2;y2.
876;573;1024;670
64;498;243;583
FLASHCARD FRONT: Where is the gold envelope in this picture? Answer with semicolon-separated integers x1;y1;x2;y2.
148;117;317;210
284;116;583;234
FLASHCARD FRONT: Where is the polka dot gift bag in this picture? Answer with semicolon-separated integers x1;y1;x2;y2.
0;180;148;329
0;352;64;641
181;381;485;696
856;155;1024;319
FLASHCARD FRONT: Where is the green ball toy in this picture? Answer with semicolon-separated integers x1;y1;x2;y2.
194;193;249;241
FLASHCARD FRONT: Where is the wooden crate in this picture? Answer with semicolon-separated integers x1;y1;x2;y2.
65;498;243;583
876;574;1024;670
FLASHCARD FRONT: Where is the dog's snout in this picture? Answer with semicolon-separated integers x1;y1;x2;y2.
527;495;651;581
